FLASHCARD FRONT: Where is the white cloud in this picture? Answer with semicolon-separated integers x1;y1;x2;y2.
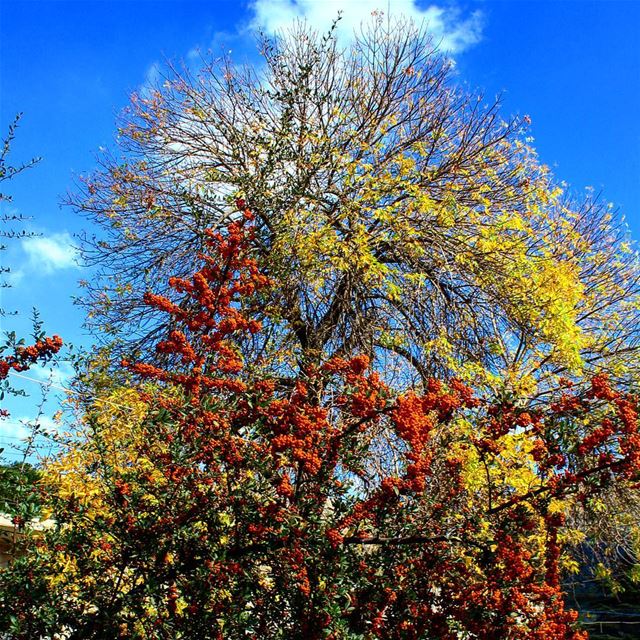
186;28;241;62
140;61;162;98
28;361;75;388
0;414;61;463
0;416;30;441
6;268;24;286
21;232;79;274
248;0;483;53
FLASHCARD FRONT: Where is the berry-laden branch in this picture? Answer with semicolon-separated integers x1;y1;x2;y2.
2;202;639;640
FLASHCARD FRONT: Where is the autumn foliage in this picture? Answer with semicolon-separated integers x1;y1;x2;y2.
75;18;640;407
0;335;63;383
2;206;639;639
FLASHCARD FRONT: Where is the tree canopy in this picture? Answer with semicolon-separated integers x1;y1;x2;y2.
2;15;640;640
75;17;640;398
3;213;640;638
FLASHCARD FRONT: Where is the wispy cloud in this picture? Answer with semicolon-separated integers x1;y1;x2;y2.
140;61;162;98
21;232;79;274
187;27;244;62
248;0;483;54
6;268;25;287
0;414;61;464
0;416;30;442
28;361;75;388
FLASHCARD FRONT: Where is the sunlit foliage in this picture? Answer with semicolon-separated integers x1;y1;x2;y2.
74;17;640;399
2;214;639;639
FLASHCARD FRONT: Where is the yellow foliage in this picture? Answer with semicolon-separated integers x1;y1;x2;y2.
43;387;158;523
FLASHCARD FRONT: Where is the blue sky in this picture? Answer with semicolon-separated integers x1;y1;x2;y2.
0;0;639;451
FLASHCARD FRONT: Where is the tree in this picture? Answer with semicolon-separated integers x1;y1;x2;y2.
0;115;63;526
74;17;640;399
2;211;639;639
0;331;62;533
564;482;640;600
